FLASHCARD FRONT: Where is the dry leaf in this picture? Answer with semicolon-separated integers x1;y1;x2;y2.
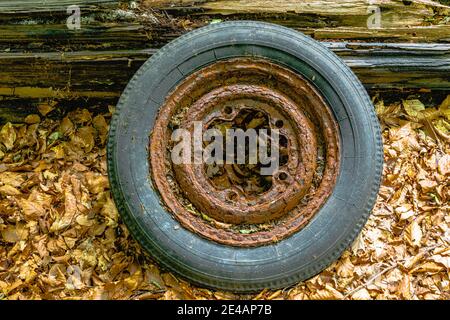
0;185;21;196
0;122;16;150
411;262;444;274
310;285;344;300
37;102;55;116
405;220;423;247
351;288;372;300
429;255;450;269
336;256;355;277
398;274;412;299
59;116;74;136
438;154;450;175
403;99;425;118
1;224;28;243
17;198;45;218
24;114;40;124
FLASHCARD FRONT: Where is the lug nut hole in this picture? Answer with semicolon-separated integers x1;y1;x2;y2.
227;191;238;201
275;119;284;128
223;106;233;115
279;135;288;147
277;172;288;181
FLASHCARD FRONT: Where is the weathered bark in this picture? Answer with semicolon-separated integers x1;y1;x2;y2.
0;0;449;123
0;23;150;52
1;1;449;53
328;42;450;89
144;0;450;42
1;0;449;52
0;43;448;104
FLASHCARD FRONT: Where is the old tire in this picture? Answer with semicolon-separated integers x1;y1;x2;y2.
107;21;383;292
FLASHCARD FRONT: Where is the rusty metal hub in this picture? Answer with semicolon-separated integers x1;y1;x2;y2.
150;58;340;247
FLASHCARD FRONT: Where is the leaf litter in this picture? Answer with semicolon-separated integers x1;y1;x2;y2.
0;96;449;300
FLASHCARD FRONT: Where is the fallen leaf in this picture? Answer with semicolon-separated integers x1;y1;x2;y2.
37;102;55;116
438;154;450;175
418;179;437;193
411;262;444;274
85;172;109;194
310;285;344;300
71;127;95;152
0;122;16;150
16;198;45;218
351;288;372;300
59;116;74;136
50;188;78;232
429;255;450;269
403;99;425;118
24;114;40;124
1;224;28;243
101;196;118;226
398;274;412;299
405;220;423;247
0;185;21;196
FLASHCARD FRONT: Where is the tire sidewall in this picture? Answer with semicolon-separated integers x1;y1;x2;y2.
107;21;383;291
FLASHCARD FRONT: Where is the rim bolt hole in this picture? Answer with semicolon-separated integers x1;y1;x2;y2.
227;191;238;201
275;119;284;128
280;154;289;166
277;172;288;181
279;135;288;148
223;106;233;115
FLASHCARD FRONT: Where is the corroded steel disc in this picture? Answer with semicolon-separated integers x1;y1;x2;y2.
150;58;340;247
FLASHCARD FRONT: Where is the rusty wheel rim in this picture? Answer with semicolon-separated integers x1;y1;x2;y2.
150;58;340;247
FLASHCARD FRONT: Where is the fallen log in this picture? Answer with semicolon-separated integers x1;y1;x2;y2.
0;42;448;103
1;41;449;124
144;0;450;42
1;0;449;53
0;0;449;123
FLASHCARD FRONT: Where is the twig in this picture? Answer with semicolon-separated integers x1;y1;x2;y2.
344;244;442;298
343;263;397;298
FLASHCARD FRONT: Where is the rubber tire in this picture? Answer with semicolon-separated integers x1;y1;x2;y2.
107;21;383;292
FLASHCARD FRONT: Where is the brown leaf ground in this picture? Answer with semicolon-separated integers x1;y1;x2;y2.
0;97;449;300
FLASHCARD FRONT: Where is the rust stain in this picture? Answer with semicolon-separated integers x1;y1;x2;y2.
150;58;340;247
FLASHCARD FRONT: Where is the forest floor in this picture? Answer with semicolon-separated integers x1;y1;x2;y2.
0;95;449;300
